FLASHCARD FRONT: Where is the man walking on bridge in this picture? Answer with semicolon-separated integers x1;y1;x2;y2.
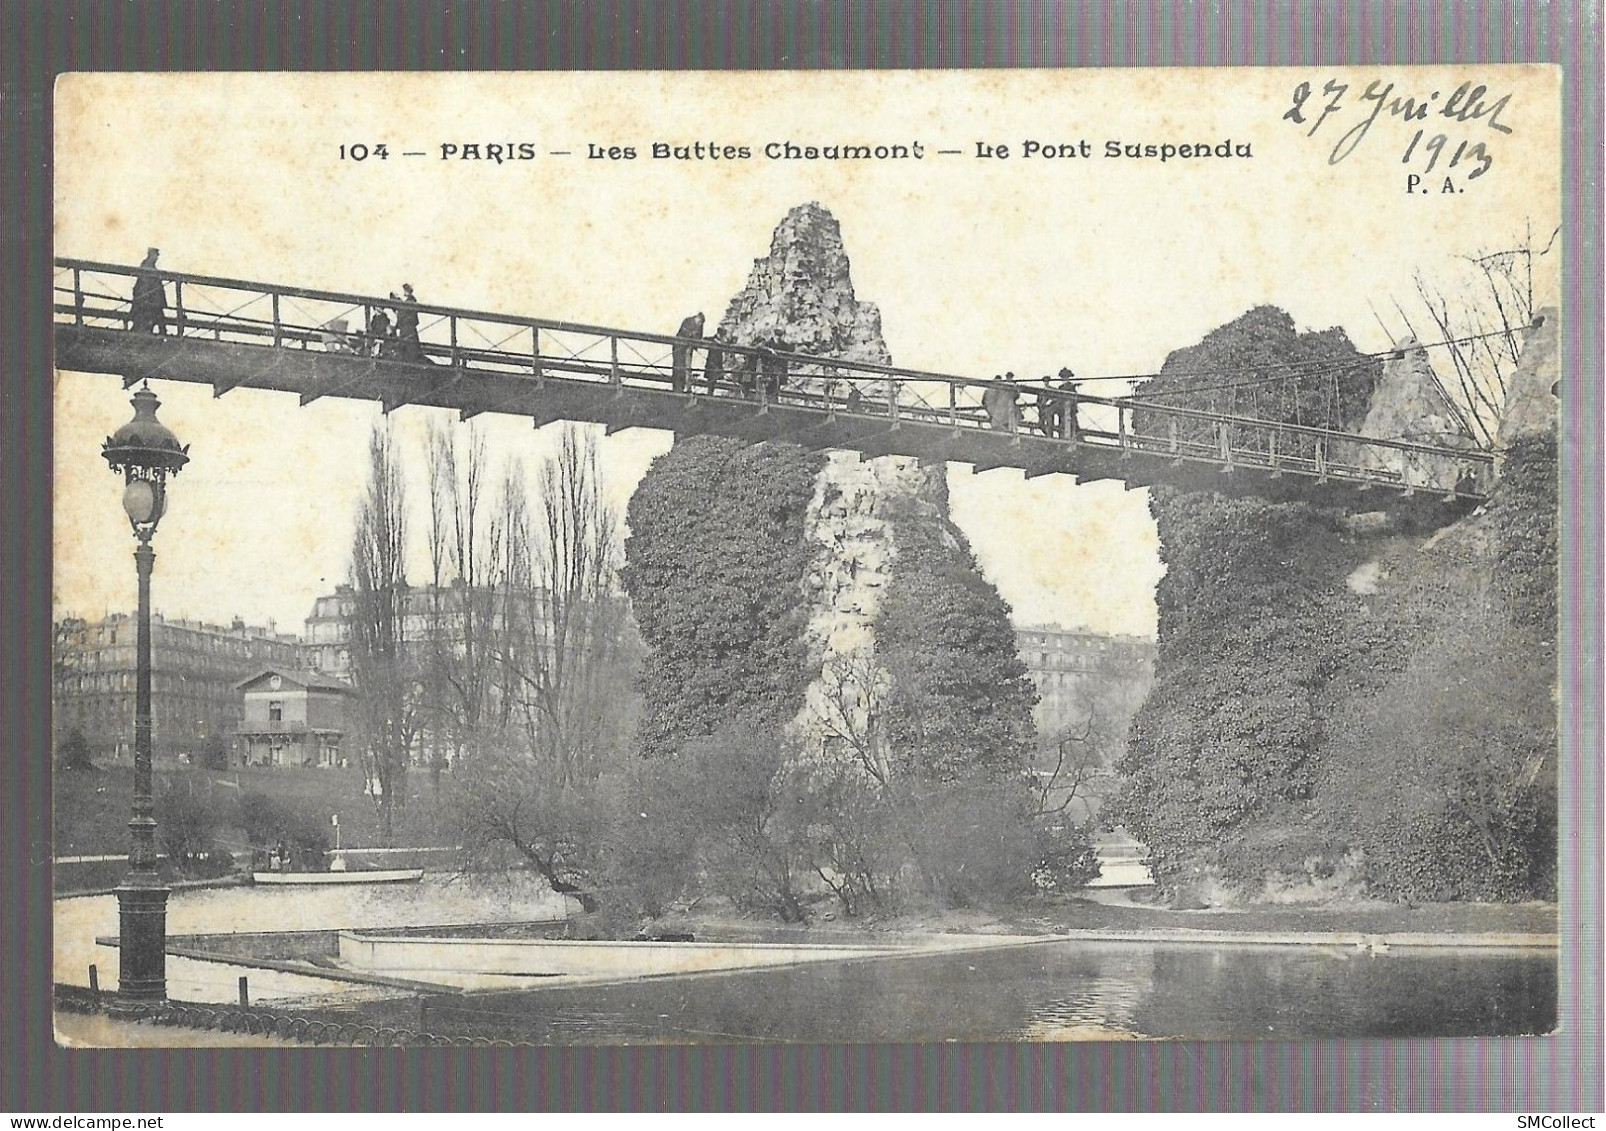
129;247;167;335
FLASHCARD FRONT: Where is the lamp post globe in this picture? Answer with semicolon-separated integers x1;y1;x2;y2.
101;382;188;1011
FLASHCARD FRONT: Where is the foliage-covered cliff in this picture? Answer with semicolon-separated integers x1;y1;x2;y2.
618;204;1052;916
1111;308;1557;902
621;436;826;757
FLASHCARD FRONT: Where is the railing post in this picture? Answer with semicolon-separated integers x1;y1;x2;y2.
887;377;899;423
174;280;186;337
1218;421;1233;470
1315;438;1328;480
1117;404;1128;452
449;315;459;367
271;293;282;348
73;266;84;324
1269;428;1280;474
1167;416;1178;454
88;964;100;1011
948;382;958;429
239;976;250;1010
610;335;621;388
532;327;543;387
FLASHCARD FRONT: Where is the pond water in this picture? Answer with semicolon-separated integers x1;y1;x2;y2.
405;939;1555;1044
54;882;1555;1043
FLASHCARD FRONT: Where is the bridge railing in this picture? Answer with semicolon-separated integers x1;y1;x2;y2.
54;258;1493;497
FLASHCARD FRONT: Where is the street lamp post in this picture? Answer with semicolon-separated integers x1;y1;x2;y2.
101;382;189;1009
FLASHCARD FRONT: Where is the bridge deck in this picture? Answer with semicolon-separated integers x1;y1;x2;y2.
53;258;1493;515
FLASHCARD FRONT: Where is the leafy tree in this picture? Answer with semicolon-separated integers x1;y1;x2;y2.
1132;305;1381;456
1323;612;1556;901
1113;305;1557;902
237;790;330;871
349;422;422;835
1111;311;1387;887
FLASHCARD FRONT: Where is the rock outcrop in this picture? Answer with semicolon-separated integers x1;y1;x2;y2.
1349;336;1485;490
1495;307;1560;449
624;202;1034;781
716;202;892;369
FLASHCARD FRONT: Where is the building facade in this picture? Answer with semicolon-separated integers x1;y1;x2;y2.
54;613;303;763
303;583;554;681
235;668;356;767
1013;623;1157;736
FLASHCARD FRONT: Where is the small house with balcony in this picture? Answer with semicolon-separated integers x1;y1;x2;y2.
235;668;356;767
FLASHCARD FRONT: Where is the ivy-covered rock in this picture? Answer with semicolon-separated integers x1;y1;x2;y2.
621;436;827;757
874;491;1039;785
1111;305;1557;903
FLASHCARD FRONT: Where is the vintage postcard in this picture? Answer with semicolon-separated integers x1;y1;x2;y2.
52;68;1561;1046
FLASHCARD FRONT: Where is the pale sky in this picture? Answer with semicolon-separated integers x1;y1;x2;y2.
53;69;1559;638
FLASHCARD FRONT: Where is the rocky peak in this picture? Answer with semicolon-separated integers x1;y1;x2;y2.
1349;335;1485;491
1356;336;1480;448
1494;307;1559;448
716;202;891;365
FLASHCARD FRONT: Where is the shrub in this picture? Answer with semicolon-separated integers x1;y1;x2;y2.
58;727;96;772
158;780;226;875
899;779;1043;907
199;732;231;771
237;790;331;871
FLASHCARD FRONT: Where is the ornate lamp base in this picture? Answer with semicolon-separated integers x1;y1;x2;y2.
110;877;169;1011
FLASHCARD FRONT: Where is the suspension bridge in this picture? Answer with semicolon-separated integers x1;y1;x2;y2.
54;258;1498;515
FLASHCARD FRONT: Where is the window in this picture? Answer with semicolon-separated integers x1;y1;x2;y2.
269;700;283;723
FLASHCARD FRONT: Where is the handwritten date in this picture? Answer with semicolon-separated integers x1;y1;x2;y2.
1283;78;1512;181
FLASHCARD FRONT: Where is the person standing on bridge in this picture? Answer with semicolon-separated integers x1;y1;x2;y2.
672;312;704;392
759;341;788;402
703;328;728;395
1034;375;1061;436
129;247;167;335
1054;368;1079;440
367;306;392;357
393;284;423;362
983;373;1021;432
733;348;759;398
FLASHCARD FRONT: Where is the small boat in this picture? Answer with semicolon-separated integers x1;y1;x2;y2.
249;815;425;885
251;867;424;885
